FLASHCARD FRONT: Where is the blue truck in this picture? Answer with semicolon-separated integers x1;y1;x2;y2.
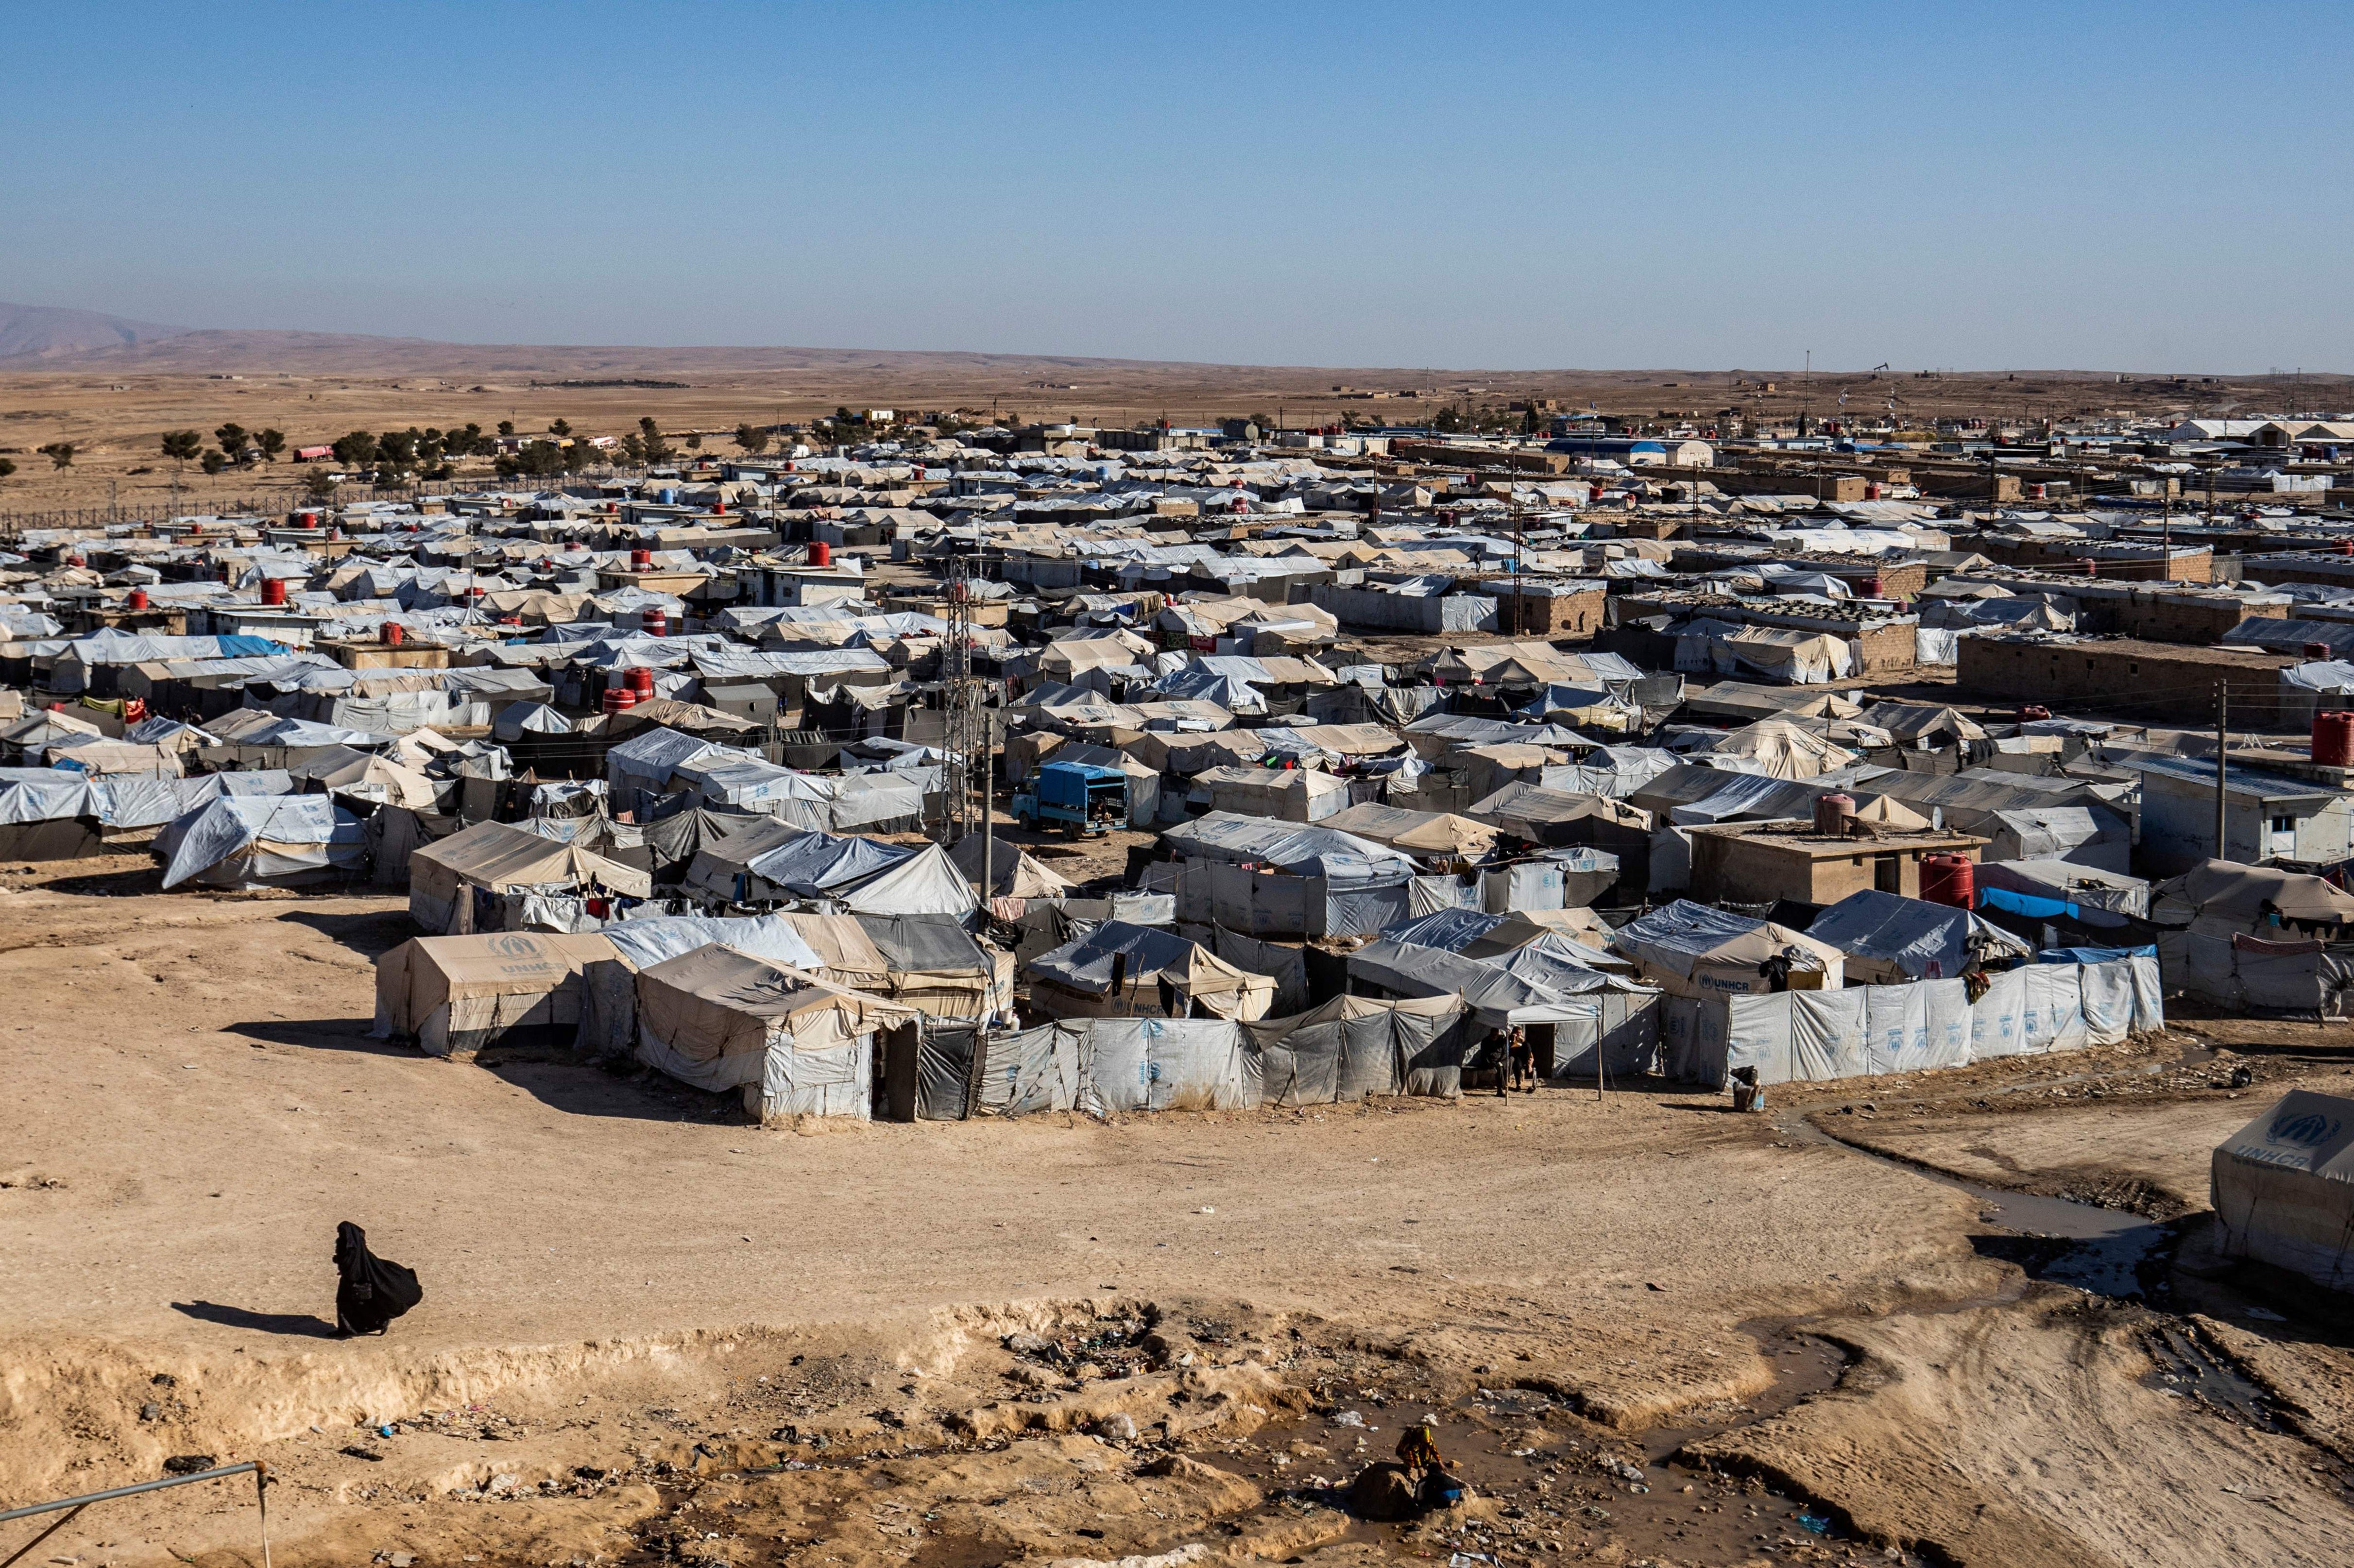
1012;761;1129;835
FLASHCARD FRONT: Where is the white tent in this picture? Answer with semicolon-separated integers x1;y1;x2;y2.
836;842;981;918
2212;1091;2354;1291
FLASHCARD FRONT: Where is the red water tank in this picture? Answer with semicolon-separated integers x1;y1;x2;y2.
2342;538;2354;557
126;588;149;611
628;665;656;697
602;686;637;715
1920;854;1976;909
1864;482;1881;500
1866;576;1887;599
641;607;668;637
2313;711;2354;767
807;540;831;566
260;577;288;606
712;501;725;515
2305;642;2334;661
301;511;320;528
631;548;653;568
1813;793;1856;837
385;623;405;647
68;554;87;569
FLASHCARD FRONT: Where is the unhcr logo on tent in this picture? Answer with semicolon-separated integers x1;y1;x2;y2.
2269;1110;2340;1149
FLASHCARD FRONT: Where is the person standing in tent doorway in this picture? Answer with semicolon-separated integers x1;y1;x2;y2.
1507;1024;1535;1094
333;1221;423;1338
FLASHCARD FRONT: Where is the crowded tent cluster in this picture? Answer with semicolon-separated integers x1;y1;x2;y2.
31;419;2354;1121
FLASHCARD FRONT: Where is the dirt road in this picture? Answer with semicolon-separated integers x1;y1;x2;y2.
3;868;2352;1568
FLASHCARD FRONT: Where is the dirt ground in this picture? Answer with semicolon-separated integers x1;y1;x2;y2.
3;354;2334;515
4;861;2354;1568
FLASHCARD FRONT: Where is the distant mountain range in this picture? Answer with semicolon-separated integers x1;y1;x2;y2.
0;302;191;362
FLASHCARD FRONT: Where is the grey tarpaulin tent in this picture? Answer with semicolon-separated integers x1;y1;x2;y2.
156;795;365;890
572;914;830;1062
631;943;915;1121
1026;919;1277;1021
2211;1090;2354;1291
1803;889;2031;985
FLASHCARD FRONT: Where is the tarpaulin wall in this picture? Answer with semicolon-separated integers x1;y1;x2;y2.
952;998;1475;1118
1667;954;2163;1088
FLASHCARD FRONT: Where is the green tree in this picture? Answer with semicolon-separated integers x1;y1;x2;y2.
637;416;673;465
376;429;420;470
37;442;74;469
616;432;645;465
496;420;515;438
256;428;286;462
214;422;248;459
331;430;378;467
684;432;702;451
302;467;339;503
549;418;572;438
160;430;203;475
733;422;769;454
560;439;591;475
0;457;16;483
200;449;229;475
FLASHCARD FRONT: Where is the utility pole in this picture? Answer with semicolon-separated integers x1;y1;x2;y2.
2216;682;2230;863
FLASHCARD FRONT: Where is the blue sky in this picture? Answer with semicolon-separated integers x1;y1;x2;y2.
4;1;2347;370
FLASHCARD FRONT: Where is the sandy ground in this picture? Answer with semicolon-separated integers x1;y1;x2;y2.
1;355;2322;515
4;864;2354;1568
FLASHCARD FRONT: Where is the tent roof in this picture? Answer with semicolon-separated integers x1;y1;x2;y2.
2154;858;2354;926
637;943;915;1025
1803;889;2030;977
1028;919;1264;997
1324;801;1500;859
1612;899;1842;977
947;833;1079;899
410;818;652;898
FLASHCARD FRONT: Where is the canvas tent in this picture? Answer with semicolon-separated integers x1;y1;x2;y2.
372;931;617;1057
1804;889;2032;985
855;911;1009;1022
632;943;917;1120
569;913;833;1062
1158;811;1419;938
156;795;364;890
2210;1090;2354;1291
1323;801;1500;863
1612;900;1846;997
1192;764;1349;823
408;819;652;934
1976;858;2151;924
2154;859;2354;1016
1026;919;1277;1020
947;832;1078;899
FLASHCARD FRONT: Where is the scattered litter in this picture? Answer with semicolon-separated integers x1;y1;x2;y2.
1797;1511;1832;1534
1328;1410;1367;1428
2242;1307;2286;1321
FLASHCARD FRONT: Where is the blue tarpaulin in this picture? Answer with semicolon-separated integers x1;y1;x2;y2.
1979;886;2079;920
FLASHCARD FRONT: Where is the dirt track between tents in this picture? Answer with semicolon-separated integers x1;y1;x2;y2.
5;870;2354;1567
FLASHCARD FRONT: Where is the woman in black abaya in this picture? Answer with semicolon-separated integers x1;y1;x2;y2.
333;1221;423;1337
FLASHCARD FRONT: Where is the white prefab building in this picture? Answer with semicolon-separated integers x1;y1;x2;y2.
2129;755;2354;873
